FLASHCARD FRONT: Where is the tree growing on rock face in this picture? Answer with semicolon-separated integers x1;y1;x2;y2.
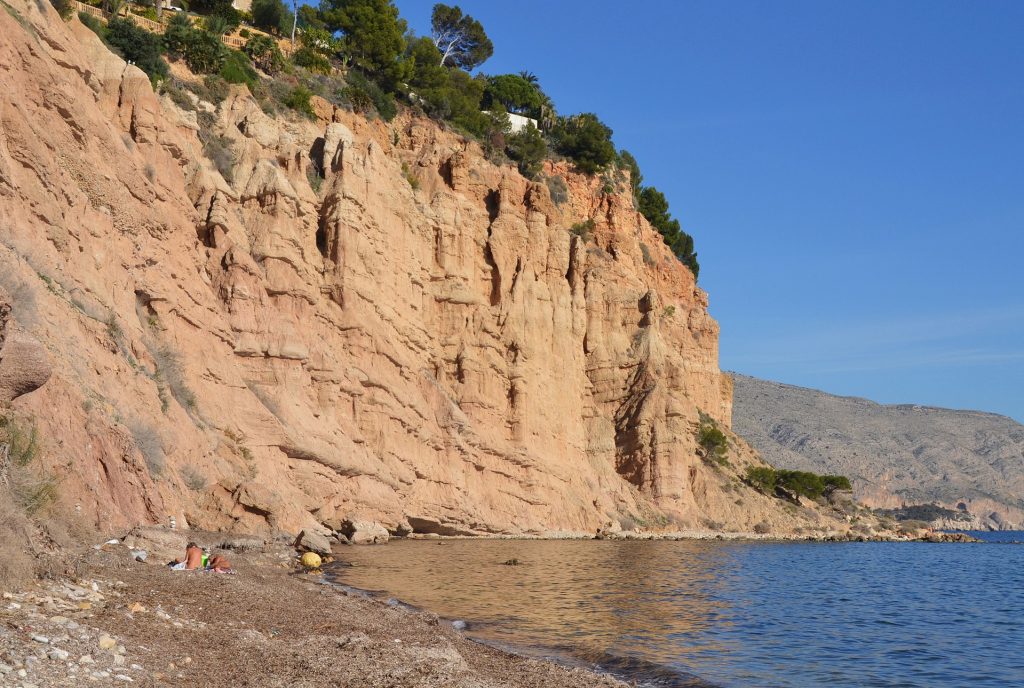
506;123;547;179
430;3;493;70
638;186;699;279
617;149;642;200
320;0;409;88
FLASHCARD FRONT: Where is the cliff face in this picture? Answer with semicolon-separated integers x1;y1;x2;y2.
1;1;846;538
731;374;1024;530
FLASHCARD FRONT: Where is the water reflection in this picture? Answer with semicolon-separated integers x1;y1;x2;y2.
329;538;1024;688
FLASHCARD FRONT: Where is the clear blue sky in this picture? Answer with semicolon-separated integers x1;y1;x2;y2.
393;0;1024;422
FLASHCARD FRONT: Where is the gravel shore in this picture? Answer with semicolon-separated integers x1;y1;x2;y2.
0;542;628;688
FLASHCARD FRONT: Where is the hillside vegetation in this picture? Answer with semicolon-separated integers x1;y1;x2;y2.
66;0;702;279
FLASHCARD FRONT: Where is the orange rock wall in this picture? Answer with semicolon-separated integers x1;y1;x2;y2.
0;2;788;538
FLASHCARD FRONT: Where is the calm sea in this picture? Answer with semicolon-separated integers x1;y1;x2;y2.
329;533;1024;687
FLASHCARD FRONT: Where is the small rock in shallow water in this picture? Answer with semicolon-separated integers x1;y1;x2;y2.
451;620;467;631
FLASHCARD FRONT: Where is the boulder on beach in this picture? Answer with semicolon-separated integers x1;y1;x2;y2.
293;529;333;555
339;519;389;545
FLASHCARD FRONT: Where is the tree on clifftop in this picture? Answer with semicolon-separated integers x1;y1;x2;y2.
320;0;409;87
550;113;617;175
430;3;493;70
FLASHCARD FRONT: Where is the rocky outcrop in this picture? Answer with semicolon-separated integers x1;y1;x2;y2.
731;374;1024;530
0;288;52;405
0;1;860;538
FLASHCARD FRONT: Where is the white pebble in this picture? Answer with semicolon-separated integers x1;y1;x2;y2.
30;635;49;644
47;648;70;661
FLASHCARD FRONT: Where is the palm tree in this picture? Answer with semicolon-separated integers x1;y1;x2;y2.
203;14;229;36
518;70;538;85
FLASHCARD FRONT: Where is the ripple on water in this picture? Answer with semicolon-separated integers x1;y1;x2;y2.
327;535;1024;688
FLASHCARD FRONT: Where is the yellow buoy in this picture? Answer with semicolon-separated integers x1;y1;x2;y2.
301;551;322;569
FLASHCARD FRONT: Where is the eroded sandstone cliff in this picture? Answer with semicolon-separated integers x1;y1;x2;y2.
0;1;857;538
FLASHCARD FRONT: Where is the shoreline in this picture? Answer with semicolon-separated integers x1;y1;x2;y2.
0;534;630;688
399;529;980;543
0;528;992;687
322;568;716;688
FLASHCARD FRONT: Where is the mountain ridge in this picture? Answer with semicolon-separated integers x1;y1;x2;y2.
731;373;1024;529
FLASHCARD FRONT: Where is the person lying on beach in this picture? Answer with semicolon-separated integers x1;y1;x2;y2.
206;553;233;573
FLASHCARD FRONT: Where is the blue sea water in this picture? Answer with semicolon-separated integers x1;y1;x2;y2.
330;533;1024;687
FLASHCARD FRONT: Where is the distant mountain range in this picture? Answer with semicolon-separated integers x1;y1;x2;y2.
730;374;1024;530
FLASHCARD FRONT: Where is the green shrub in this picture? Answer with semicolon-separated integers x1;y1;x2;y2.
1;417;58;515
78;10;106;37
745;466;778;494
106;17;169;83
163;12;193;59
219;49;257;88
283;85;316;118
343;70;396;121
875;503;969;523
1;417;39;469
244;34;284;74
401;162;419;190
550;113;616;175
505;123;546;179
130;5;158;21
183;29;228;74
189;0;239;26
49;0;72;19
822;475;853;492
569;219;595;242
199;75;230;105
698;418;729;465
151;342;197;414
292;46;332;74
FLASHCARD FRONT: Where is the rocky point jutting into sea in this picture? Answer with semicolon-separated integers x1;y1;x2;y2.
0;0;893;543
